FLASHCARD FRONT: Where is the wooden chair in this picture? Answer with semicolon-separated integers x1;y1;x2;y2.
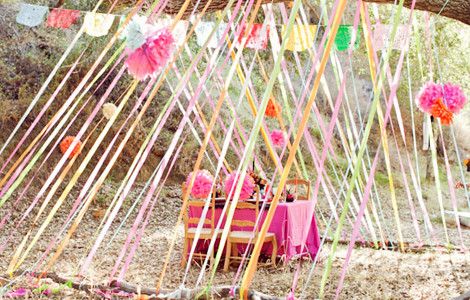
182;183;221;268
223;188;278;271
285;178;311;201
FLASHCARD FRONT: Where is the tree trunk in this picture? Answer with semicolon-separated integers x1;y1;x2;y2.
162;0;470;25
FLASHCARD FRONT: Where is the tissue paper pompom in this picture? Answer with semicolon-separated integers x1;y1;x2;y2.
430;98;453;126
443;83;467;114
102;103;117;119
224;172;255;200
59;136;82;159
265;98;281;118
125;28;175;81
270;129;286;148
185;170;214;199
417;82;442;113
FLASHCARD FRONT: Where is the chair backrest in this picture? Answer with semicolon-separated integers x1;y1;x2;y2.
183;183;217;233
228;186;260;233
285;178;311;201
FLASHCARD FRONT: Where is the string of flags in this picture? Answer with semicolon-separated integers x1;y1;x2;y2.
16;2;410;52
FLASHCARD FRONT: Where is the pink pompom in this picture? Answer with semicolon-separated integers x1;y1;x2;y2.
270;129;286;148
224;172;255;200
186;170;214;199
125;28;175;81
417;82;442;113
443;83;467;114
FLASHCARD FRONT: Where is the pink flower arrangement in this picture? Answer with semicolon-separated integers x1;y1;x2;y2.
270;129;286;148
185;170;214;199
224;172;255;200
417;82;467;114
125;28;175;81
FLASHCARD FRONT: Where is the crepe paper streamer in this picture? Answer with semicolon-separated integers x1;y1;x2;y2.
334;25;361;51
238;23;270;49
4;288;29;298
417;82;467;114
185;170;214;199
281;24;317;52
46;8;80;29
84;12;115;37
372;24;409;51
125;28;175;80
195;21;227;48
224;172;256;200
270;129;286;148
320;0;410;296
265;98;281;118
102;102;117;119
430;98;453;125
59;136;82;159
16;3;48;27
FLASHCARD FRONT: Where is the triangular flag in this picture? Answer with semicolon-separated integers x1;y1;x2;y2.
372;24;409;51
195;21;227;48
281;24;317;52
84;12;115;37
334;25;361;51
16;3;48;27
238;24;270;50
46;8;80;29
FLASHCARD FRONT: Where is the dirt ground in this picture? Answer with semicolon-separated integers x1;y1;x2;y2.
0;183;469;299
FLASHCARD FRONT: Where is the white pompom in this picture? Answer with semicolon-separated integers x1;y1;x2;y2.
102;103;117;120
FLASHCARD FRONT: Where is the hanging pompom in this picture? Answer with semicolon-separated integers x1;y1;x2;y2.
125;28;175;81
265;98;281;118
443;83;467;114
417;82;443;113
224;172;255;200
185;170;214;199
430;98;453;126
102;102;117;119
270;129;286;148
59;136;82;159
120;15;148;51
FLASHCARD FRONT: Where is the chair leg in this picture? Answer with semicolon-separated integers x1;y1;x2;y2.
271;238;278;268
223;240;232;272
181;237;189;268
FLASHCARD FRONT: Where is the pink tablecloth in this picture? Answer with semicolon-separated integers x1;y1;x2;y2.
188;201;320;262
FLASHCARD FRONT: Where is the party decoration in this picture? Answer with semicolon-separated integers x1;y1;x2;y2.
265;98;281;118
46;8;80;29
417;82;467;115
59;136;82;159
16;3;48;27
120;15;148;50
195;21;227;48
83;12;115;37
154;18;189;47
430;98;453;125
125;27;175;80
270;129;286;148
224;172;255;200
281;25;317;52
102;103;117;119
185;170;214;199
238;24;270;50
334;25;361;51
372;24;409;51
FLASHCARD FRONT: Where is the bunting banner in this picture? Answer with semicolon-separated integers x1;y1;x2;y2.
281;24;317;52
16;3;48;27
46;8;80;29
372;24;409;51
334;25;361;51
83;12;115;37
194;21;227;49
238;23;270;50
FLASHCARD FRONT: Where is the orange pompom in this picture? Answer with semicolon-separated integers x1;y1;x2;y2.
59;136;82;159
265;98;281;118
430;98;453;126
